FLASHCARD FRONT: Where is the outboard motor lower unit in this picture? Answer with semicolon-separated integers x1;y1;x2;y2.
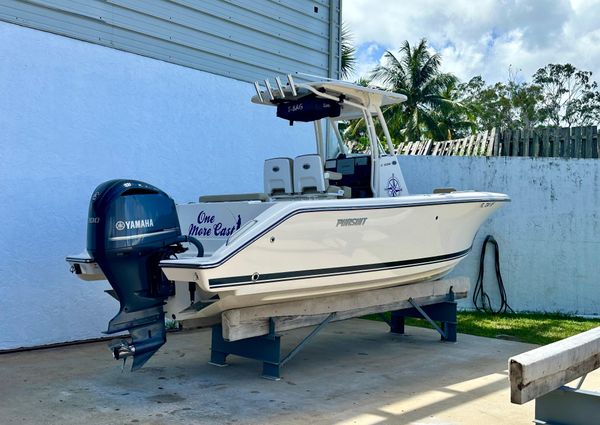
87;179;201;370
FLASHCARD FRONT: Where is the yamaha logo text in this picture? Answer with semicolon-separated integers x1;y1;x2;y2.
115;219;154;231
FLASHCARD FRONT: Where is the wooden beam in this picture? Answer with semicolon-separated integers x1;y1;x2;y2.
221;277;469;341
509;326;600;404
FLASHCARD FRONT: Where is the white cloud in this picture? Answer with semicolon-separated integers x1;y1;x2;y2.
343;0;600;84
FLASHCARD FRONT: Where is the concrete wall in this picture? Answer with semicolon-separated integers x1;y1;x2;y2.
0;21;313;349
399;155;600;315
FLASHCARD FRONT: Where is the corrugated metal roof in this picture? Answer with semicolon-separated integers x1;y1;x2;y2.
0;0;341;82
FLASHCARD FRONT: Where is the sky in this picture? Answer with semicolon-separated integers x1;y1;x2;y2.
342;0;600;85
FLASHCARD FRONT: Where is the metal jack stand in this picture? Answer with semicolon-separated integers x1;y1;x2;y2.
382;288;457;342
210;313;336;380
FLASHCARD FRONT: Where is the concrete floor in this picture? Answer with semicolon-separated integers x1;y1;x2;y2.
1;319;594;425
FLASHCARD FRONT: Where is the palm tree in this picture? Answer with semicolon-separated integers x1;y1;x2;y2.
430;79;477;140
340;24;356;80
371;39;462;142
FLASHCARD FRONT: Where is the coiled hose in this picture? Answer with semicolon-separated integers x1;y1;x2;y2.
472;235;514;314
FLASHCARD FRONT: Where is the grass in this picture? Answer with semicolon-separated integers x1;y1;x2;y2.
366;311;600;345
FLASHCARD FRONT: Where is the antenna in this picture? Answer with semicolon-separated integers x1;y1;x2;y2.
287;74;297;96
264;79;275;100
253;81;264;102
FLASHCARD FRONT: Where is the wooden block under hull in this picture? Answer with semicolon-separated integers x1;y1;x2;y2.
189;277;469;341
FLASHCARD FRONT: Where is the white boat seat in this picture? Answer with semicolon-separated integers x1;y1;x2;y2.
264;157;294;195
199;193;269;202
294;154;326;194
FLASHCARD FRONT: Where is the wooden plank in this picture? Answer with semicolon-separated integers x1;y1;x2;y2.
522;129;530;157
491;128;499;155
573;127;582;158
531;129;540;157
485;129;493;155
411;141;422;155
474;133;483;155
414;141;423;155
509;326;600;404
449;139;459;156
396;142;405;155
445;141;453;156
408;141;417;155
483;129;493;156
498;129;507;156
510;129;518;156
479;130;488;155
422;139;432;155
552;127;560;157
542;127;550;157
563;127;572;158
558;128;565;157
456;136;467;156
440;141;448;156
471;132;482;156
411;141;420;155
221;277;469;341
594;126;600;159
464;135;475;156
454;137;462;155
585;126;593;158
517;129;524;156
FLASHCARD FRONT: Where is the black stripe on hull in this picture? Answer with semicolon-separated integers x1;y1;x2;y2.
208;247;471;288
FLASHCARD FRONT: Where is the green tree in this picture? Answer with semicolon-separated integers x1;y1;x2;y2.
533;63;600;127
430;78;476;139
370;39;464;142
458;74;546;131
340;24;356;80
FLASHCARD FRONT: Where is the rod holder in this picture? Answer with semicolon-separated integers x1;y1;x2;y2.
264;79;275;100
287;74;297;96
275;76;285;98
253;81;264;103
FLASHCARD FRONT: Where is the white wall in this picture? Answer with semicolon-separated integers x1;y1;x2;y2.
399;155;600;315
0;22;313;349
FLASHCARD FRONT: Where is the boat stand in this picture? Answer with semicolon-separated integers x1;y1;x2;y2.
380;289;457;342
210;313;336;380
206;277;468;379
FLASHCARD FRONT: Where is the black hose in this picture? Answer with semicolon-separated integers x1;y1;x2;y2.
472;235;514;314
182;235;204;257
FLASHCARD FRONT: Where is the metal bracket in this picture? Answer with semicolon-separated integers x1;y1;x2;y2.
386;289;458;342
408;298;448;340
279;313;335;367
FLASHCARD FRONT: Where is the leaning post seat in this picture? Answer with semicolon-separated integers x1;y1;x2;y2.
264;157;294;196
293;154;326;194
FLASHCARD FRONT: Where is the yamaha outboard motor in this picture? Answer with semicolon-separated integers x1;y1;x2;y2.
87;179;202;370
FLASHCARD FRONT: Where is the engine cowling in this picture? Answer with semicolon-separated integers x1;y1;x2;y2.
87;179;185;370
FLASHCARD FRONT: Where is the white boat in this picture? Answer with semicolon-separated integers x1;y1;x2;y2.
67;76;508;369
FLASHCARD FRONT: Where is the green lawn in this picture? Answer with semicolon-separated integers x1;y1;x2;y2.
367;311;600;345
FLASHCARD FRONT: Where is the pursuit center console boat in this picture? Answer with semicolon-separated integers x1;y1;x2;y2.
67;76;509;370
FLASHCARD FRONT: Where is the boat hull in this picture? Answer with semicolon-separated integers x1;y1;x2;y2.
160;192;508;322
